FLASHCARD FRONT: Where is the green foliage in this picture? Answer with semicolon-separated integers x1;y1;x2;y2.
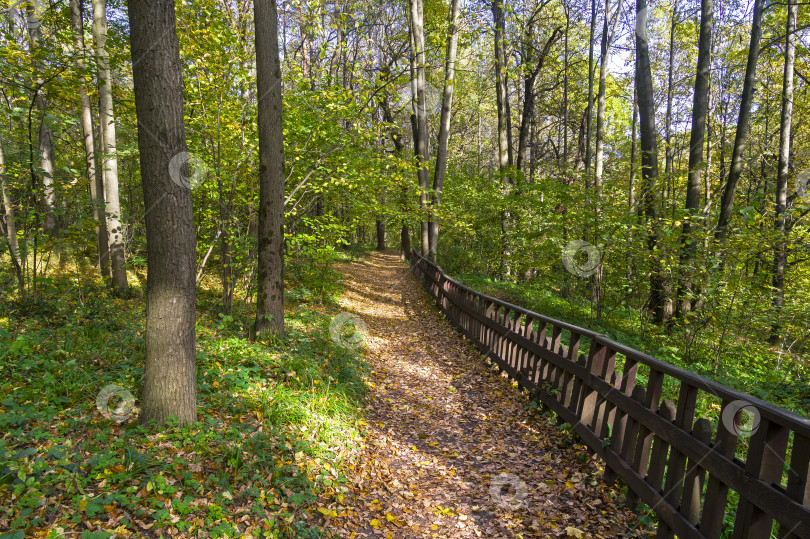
0;273;368;536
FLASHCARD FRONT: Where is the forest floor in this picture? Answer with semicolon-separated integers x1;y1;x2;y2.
318;252;653;538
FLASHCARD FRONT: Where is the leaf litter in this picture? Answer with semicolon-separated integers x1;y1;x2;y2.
314;252;653;538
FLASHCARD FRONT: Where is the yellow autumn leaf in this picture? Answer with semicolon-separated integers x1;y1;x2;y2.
565;526;586;538
386;513;395;522
565;480;575;489
317;507;337;517
370;518;381;529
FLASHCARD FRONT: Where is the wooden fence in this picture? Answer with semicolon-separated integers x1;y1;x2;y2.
410;249;810;538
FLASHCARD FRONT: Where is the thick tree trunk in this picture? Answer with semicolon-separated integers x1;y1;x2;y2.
71;0;110;277
715;0;763;244
636;0;670;324
129;0;198;427
770;0;796;344
253;0;286;337
429;0;461;262
93;0;128;292
409;0;430;255
677;0;712;316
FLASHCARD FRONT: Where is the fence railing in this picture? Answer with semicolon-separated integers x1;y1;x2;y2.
409;249;810;539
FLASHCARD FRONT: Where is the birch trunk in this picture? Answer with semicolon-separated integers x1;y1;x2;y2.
770;0;796;344
429;0;461;262
71;0;110;277
92;0;128;291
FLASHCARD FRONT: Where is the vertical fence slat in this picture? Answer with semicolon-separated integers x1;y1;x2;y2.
700;398;743;537
681;418;713;524
782;433;810;538
732;419;790;539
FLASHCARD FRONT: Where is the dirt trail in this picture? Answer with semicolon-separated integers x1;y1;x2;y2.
324;252;650;538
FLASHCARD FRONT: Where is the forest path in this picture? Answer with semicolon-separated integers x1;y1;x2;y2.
323;252;650;538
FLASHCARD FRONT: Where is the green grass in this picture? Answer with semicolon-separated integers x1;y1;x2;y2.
0;266;369;538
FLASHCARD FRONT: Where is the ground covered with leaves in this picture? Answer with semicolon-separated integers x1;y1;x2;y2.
315;252;652;538
0;264;368;538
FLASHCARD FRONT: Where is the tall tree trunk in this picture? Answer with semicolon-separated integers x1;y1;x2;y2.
71;0;110;277
629;85;638;210
492;0;513;277
592;0;619;320
0;136;24;294
26;13;58;235
492;0;513;170
636;0;670;324
253;0;286;337
93;0;128;292
562;2;570;173
130;0;198;427
382;95;412;261
770;0;796;344
517;26;562;173
677;0;712;316
594;0;620;197
410;0;430;255
715;0;763;244
584;0;597;183
664;3;678;188
429;0;461;262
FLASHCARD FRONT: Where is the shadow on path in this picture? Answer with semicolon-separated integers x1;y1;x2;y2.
320;252;652;538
